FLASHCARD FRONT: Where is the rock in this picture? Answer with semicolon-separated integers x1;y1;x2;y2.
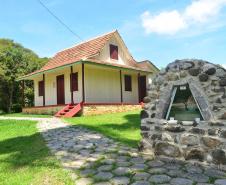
159;68;166;75
97;165;113;171
220;130;226;138
133;172;150;180
181;134;199;146
143;96;151;103
154;75;165;85
131;181;150;185
113;167;131;176
151;113;156;118
216;98;222;103
205;168;226;178
185;148;205;161
148;160;164;167
75;177;93;185
208;128;218;136
201;136;221;148
186;173;209;183
199;73;209;82
149;175;171;184
165;125;185;132
221;112;226;119
168;120;178;125
167;72;179;81
216;68;226;78
149;167;167;174
181;61;194;70
219;78;226;86
189;68;200;76
94;172;113;181
203;64;216;75
190;127;205;135
180;71;187;78
111;177;130;185
170;177;193;185
215;179;226;185
140;125;150;131
140;110;149;119
147;91;158;99
150;133;162;140
155;141;181;157
181;121;193;126
162;132;174;142
93;182;112;185
212;149;226;165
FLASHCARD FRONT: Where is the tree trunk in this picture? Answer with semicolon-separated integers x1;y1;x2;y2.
8;83;13;113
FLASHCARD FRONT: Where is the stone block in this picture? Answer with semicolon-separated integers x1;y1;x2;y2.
201;136;221;148
189;68;200;76
165;125;185;132
184;148;205;161
155;141;181;157
181;134;199;146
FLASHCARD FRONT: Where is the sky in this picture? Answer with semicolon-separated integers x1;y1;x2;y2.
0;0;226;69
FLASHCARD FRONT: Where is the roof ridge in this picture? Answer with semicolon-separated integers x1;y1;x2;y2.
56;29;117;54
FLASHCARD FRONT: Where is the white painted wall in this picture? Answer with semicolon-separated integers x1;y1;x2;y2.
33;63;142;106
33;75;44;106
84;64;121;103
93;36;133;67
33;64;83;106
121;71;139;104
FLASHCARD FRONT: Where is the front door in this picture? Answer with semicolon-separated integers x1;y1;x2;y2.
139;76;147;103
57;75;65;105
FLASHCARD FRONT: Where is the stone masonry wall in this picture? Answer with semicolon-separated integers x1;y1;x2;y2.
140;59;226;165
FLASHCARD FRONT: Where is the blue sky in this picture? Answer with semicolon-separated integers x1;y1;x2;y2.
0;0;226;68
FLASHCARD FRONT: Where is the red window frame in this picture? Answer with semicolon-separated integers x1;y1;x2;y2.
71;72;78;91
124;75;132;91
110;44;118;60
38;80;44;96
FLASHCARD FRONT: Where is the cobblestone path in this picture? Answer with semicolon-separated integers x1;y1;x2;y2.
1;116;226;185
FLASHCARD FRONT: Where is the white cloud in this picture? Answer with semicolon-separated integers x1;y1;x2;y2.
141;0;226;35
141;11;187;35
185;0;226;23
222;64;226;69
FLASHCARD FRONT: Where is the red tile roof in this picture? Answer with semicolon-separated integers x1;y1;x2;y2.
21;30;153;79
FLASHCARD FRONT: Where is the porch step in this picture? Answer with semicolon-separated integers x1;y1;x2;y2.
55;102;83;118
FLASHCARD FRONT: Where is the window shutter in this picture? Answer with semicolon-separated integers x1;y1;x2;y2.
71;72;78;91
124;75;132;91
110;44;118;60
38;81;44;96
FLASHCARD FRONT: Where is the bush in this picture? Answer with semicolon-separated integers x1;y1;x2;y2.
11;104;22;113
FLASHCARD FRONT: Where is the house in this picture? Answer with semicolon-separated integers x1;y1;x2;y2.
20;30;159;116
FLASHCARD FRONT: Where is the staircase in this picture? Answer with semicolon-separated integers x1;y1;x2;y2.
55;102;83;118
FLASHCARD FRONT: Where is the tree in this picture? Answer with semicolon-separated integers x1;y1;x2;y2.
0;39;48;113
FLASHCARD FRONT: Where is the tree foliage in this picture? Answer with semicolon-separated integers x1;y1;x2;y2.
0;39;48;113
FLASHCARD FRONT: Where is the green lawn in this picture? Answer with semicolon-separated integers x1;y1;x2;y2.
65;110;141;147
0;113;52;118
0;119;74;185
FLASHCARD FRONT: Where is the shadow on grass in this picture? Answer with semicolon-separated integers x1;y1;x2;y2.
67;112;142;147
0;122;60;170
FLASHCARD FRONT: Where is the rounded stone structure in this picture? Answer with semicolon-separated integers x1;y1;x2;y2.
140;59;226;165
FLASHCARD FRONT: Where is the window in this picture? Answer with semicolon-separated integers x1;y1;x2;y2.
110;44;118;60
124;75;132;91
38;81;44;96
71;72;78;91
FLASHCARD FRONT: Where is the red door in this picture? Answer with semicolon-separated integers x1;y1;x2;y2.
57;75;65;105
139;76;147;103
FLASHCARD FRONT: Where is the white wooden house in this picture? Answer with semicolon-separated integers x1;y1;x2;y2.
20;30;159;116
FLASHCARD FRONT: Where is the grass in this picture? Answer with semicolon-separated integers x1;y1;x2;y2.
65;110;141;147
0;112;52;118
0;119;74;185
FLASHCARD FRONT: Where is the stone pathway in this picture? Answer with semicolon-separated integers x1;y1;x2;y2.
1;116;226;185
